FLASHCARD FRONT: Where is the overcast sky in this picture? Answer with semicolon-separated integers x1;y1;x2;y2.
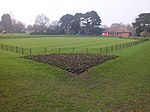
0;0;150;26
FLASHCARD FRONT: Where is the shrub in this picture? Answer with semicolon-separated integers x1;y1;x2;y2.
141;31;150;37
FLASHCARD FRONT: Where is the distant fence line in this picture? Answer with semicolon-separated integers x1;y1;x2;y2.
0;38;149;55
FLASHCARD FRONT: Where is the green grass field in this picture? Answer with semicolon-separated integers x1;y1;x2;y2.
0;36;137;54
0;37;135;48
0;33;76;39
0;35;150;111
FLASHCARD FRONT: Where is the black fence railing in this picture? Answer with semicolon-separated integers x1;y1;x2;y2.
0;38;149;55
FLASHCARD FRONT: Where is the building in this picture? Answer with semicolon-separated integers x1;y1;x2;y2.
102;27;132;37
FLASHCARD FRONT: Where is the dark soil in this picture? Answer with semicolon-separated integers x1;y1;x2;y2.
24;54;117;75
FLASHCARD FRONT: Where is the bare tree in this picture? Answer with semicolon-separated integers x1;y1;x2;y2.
34;14;50;33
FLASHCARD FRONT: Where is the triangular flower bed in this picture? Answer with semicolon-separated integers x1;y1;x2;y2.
24;54;117;75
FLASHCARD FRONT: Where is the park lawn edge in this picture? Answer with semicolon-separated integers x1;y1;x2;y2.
0;40;150;111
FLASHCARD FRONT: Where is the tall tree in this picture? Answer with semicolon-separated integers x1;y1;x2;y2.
70;13;82;34
85;11;102;35
59;14;74;34
59;11;102;35
1;14;12;32
77;11;102;35
13;21;25;33
34;14;50;33
132;13;150;36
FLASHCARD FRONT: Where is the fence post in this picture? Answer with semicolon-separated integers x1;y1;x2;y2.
22;48;24;55
11;46;12;52
106;47;108;54
2;44;3;50
100;48;102;54
16;46;18;53
119;44;121;50
59;48;60;53
6;45;8;51
86;48;88;53
44;48;46;54
73;48;74;53
116;45;118;51
30;49;32;55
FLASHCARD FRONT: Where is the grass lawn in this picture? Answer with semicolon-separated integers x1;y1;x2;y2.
0;33;85;39
0;36;136;54
0;33;29;39
0;36;136;48
0;36;150;111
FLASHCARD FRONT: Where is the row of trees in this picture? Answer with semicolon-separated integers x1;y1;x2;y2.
26;11;103;35
29;12;150;36
59;11;102;35
26;14;65;35
0;12;150;36
0;14;25;33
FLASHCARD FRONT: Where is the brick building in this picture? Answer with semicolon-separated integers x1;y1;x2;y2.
102;27;132;37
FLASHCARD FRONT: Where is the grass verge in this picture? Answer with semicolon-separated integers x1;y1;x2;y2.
0;41;150;111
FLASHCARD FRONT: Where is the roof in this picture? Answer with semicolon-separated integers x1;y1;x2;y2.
103;27;132;33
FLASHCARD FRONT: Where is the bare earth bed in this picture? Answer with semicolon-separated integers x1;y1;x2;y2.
24;54;117;74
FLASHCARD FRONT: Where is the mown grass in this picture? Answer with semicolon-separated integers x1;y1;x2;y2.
0;36;136;48
0;33;84;39
0;36;137;54
0;33;29;39
0;38;150;111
